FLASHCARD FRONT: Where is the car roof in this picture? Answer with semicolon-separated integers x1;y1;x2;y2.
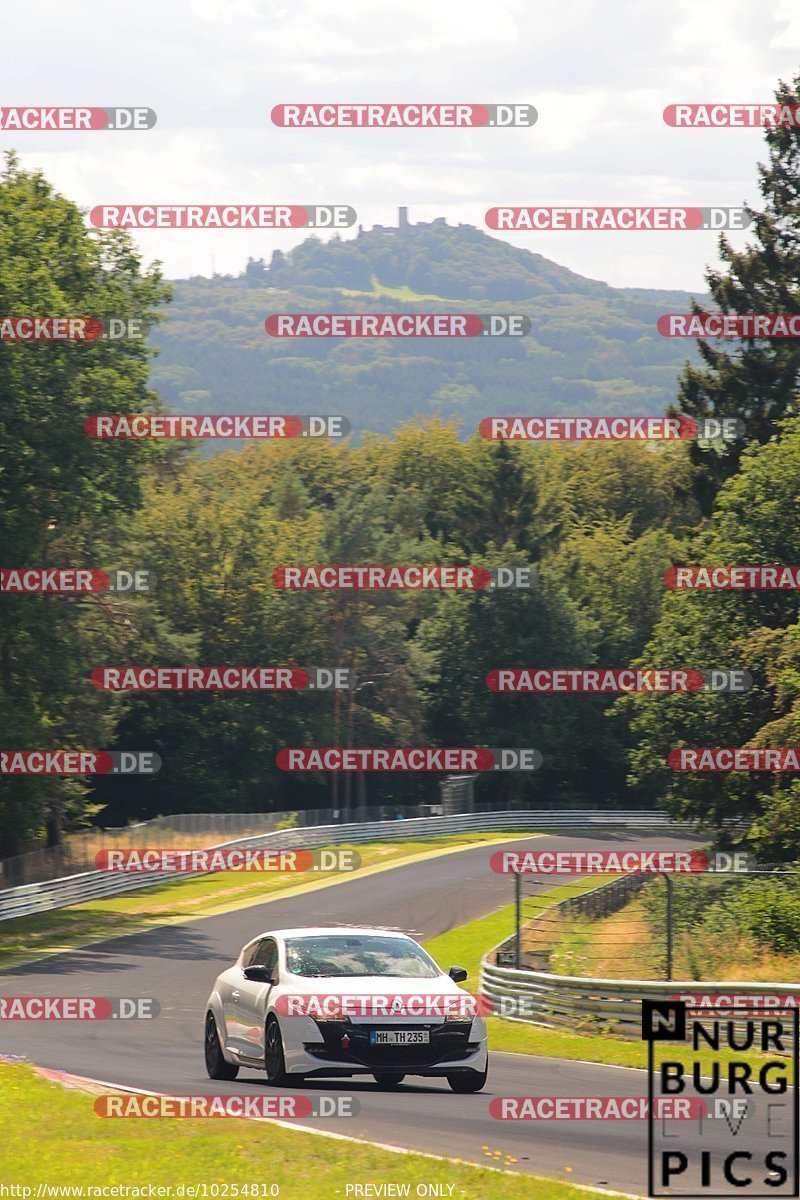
248;926;417;942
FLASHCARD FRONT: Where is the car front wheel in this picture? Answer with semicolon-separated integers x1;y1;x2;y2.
447;1065;487;1093
264;1015;290;1085
205;1012;239;1080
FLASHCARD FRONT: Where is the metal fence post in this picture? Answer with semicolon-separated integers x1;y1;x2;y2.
515;870;522;968
663;873;673;981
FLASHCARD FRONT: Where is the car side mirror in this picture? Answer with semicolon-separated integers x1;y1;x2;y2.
448;966;468;984
244;965;276;984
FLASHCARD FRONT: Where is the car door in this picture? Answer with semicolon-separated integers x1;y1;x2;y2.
222;938;261;1056
230;937;279;1058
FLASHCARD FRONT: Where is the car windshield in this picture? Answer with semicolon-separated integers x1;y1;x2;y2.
283;934;440;978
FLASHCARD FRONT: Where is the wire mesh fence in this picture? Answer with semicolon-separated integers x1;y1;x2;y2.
503;868;800;983
0;789;573;889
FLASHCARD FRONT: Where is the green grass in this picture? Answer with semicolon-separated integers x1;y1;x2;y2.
335;275;450;303
0;1062;624;1197
0;831;532;972
423;874;618;981
422;880;793;1077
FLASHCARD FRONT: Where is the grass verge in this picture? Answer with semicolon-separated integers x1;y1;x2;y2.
0;1062;627;1198
0;831;532;972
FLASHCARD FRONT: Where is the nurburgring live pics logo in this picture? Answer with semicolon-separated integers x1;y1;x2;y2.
277;747;542;771
89;205;356;229
264;314;530;337
270;103;537;127
479;416;745;441
84;415;348;439
0;107;156;130
485;206;751;231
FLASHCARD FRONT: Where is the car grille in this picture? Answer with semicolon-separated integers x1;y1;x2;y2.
304;1021;475;1067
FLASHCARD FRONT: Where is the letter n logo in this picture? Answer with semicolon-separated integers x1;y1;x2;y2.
642;999;686;1042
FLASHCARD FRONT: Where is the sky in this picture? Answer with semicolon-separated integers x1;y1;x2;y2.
4;0;800;291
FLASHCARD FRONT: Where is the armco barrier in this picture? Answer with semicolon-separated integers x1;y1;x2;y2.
0;808;696;922
480;959;800;1043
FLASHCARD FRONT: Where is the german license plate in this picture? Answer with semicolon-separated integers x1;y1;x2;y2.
370;1029;430;1045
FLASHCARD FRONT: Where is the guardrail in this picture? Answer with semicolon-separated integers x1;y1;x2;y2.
0;808;697;922
480;960;800;1042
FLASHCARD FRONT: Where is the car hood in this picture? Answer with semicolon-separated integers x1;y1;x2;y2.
279;974;466;996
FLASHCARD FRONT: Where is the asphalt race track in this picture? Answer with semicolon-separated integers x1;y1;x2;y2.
1;831;721;1196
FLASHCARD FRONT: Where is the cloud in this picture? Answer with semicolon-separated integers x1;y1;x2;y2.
2;0;798;288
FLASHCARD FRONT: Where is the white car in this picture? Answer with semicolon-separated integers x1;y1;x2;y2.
204;926;488;1092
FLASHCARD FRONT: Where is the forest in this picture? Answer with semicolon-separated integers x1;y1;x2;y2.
2;76;800;860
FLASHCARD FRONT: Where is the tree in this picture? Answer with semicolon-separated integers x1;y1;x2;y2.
621;415;800;845
669;73;800;509
0;153;171;853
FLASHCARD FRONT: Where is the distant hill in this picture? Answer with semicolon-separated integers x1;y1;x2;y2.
149;211;705;442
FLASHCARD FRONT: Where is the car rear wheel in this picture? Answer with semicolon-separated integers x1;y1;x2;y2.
372;1072;406;1087
264;1015;290;1085
205;1012;239;1080
447;1065;487;1093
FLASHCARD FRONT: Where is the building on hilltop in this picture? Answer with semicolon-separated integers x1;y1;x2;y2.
356;207;449;236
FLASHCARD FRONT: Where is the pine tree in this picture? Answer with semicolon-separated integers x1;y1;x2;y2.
669;73;800;509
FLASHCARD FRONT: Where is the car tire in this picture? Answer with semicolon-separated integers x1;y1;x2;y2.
264;1015;290;1085
447;1065;487;1093
372;1072;406;1087
205;1012;239;1081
